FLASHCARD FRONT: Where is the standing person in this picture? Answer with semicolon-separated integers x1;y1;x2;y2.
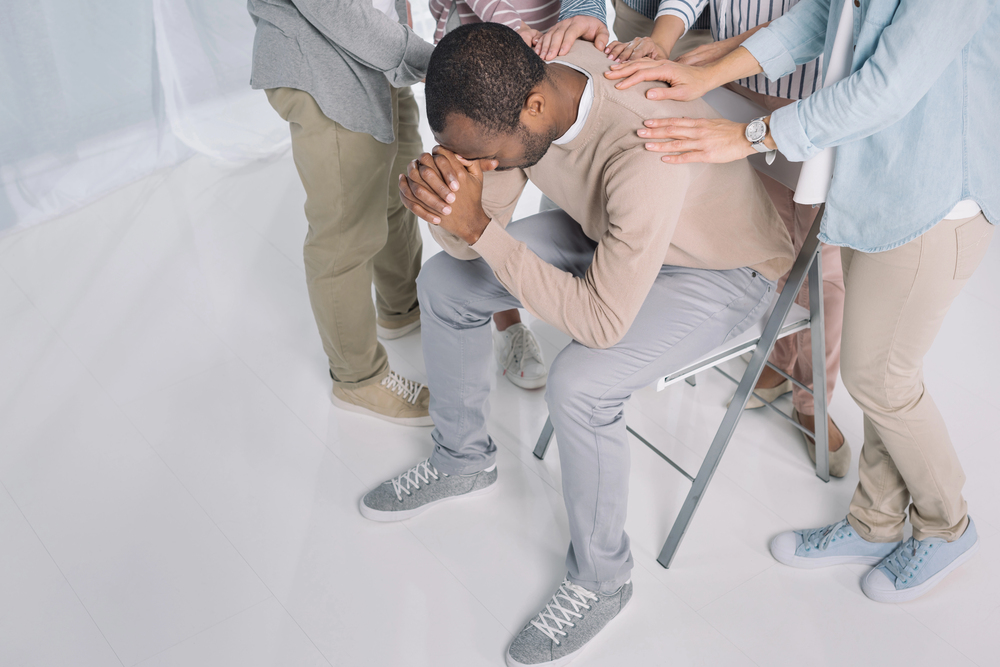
606;0;997;602
428;0;558;390
247;0;434;425
583;0;851;476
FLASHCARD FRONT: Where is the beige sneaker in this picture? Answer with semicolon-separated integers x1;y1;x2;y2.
331;369;433;426
376;309;421;340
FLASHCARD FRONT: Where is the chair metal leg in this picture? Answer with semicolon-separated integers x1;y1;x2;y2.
533;415;554;460
808;239;830;482
657;210;827;569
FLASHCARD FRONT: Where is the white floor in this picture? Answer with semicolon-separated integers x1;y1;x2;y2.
2;104;999;667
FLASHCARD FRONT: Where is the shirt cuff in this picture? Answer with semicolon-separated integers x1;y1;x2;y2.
742;28;798;82
470;219;521;269
769;101;821;163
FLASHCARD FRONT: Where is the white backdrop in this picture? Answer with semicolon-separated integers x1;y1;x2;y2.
0;1;614;237
0;0;290;237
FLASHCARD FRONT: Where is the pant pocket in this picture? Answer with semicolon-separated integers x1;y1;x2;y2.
954;214;994;281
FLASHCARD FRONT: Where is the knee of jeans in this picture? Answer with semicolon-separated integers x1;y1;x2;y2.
417;253;457;305
416;252;490;326
545;347;605;422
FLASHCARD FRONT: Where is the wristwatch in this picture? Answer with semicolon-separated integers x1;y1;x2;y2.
745;116;777;165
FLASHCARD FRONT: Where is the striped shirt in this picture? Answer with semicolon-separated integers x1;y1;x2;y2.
561;0;822;100
428;0;561;43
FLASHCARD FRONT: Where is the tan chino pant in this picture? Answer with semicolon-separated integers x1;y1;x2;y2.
266;86;423;387
842;214;994;542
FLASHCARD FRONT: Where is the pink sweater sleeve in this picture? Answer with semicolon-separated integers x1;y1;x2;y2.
462;0;526;28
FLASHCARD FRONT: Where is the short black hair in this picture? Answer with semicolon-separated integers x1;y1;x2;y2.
425;23;547;136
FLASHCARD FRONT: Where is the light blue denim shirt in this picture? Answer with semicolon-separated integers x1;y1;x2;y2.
743;0;999;252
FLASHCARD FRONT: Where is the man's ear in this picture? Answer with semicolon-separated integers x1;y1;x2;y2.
523;91;545;119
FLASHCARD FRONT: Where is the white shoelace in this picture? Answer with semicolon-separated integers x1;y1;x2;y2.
530;580;598;645
390;459;442;501
500;326;543;371
380;370;424;405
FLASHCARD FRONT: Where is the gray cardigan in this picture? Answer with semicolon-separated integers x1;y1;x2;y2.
248;0;435;144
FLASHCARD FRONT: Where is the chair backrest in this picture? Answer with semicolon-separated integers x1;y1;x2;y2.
654;6;856;392
702;0;855;203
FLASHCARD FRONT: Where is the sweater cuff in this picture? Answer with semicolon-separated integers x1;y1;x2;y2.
743;29;797;82
470;219;521;269
388;31;434;86
770;101;821;163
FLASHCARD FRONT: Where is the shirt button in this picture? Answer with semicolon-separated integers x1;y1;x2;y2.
854;0;860;6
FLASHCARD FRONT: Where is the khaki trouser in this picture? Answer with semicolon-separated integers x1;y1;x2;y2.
265;86;423;387
841;214;994;542
611;0;714;58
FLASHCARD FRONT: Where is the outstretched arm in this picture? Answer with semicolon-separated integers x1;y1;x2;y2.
292;0;434;86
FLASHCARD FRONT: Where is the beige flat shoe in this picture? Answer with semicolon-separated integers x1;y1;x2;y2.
794;409;851;478
728;378;792;409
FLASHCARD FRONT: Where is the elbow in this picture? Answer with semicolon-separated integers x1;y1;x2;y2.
582;322;627;350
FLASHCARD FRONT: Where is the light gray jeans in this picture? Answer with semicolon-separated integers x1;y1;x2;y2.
417;210;774;592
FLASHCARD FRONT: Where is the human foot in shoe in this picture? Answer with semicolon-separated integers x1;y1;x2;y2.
360;458;497;521
331;369;432;426
862;518;980;603
507;578;632;667
794;409;851;478
494;322;547;390
728;364;791;409
770;518;901;569
376;307;421;340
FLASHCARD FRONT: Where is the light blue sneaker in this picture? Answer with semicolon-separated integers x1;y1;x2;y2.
862;518;980;603
770;518;902;569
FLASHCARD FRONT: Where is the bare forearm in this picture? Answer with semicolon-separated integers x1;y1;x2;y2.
651;15;686;58
704;46;764;88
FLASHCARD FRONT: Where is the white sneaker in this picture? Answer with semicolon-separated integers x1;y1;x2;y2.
494;323;547;389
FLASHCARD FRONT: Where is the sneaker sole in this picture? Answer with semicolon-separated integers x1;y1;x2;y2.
861;537;981;603
505;587;632;667
769;535;888;569
359;479;497;522
377;320;421;340
504;370;548;390
330;392;433;427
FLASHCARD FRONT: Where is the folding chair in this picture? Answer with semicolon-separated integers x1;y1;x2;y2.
532;3;857;569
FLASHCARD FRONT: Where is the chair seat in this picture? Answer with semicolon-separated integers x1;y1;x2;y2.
656;301;810;391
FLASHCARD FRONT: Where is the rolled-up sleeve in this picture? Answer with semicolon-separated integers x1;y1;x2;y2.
760;0;995;162
559;0;607;24
292;0;434;86
655;0;709;30
742;0;831;81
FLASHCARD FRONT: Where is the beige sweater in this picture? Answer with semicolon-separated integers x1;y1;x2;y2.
430;41;794;350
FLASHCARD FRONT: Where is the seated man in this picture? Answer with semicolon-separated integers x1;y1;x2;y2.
362;23;793;667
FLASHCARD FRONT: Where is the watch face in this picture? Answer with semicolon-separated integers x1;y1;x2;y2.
746;119;767;143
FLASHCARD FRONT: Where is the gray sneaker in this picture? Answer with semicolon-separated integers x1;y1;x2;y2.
359;458;497;522
506;579;632;667
770;518;902;568
862;517;980;603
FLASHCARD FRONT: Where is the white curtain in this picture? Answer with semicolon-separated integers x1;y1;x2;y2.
0;0;290;237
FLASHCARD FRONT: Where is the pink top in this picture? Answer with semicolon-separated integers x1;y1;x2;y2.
428;0;560;43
